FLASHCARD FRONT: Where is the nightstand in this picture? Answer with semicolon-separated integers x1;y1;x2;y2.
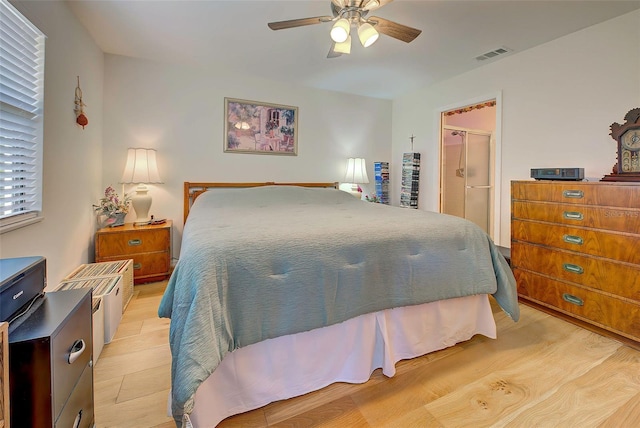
95;220;172;284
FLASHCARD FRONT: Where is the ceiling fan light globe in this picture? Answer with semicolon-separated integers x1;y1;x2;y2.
358;23;379;47
330;18;350;43
334;36;351;54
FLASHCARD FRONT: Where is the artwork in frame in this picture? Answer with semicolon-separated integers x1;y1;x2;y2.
224;98;298;155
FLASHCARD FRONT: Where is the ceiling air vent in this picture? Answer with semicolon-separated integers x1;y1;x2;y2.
475;47;512;61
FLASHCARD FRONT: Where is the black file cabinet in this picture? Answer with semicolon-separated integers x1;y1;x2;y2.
9;288;94;427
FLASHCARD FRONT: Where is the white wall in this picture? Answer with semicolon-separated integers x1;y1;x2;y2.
392;10;640;247
0;0;104;289
102;55;392;259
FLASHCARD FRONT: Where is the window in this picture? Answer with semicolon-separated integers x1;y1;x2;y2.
0;0;45;233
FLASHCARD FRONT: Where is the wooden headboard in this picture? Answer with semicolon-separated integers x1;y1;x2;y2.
183;182;339;224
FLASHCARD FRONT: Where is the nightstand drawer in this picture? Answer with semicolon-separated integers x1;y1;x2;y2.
96;228;169;257
131;253;169;277
515;269;640;341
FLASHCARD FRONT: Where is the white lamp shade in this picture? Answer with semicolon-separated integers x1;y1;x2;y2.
330;18;350;43
333;36;351;54
343;158;369;184
120;148;163;184
358;22;379;48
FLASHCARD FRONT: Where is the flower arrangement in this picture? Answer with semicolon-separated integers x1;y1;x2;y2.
94;186;131;216
365;194;381;203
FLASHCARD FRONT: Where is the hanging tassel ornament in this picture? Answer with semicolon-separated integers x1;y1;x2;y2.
74;76;88;129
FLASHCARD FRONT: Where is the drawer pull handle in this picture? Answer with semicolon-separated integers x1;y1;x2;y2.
73;410;83;428
563;211;583;221
68;339;86;364
128;239;142;246
562;190;584;199
133;263;142;270
563;234;583;245
563;263;584;274
562;293;584;306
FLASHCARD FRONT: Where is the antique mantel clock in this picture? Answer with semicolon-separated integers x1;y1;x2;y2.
601;108;640;182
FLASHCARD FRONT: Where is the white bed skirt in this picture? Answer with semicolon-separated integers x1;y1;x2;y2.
183;294;496;427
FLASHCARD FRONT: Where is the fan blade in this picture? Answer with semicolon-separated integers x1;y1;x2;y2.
362;0;394;11
327;43;343;58
268;16;333;31
331;0;346;8
369;16;421;43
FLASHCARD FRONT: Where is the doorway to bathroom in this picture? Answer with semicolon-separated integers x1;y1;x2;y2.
440;99;498;238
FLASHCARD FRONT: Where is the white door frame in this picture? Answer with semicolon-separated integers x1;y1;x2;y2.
435;91;503;243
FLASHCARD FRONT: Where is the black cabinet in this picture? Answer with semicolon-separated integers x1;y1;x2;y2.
9;288;94;428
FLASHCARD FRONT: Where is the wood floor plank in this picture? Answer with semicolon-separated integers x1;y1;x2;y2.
95;343;172;380
117;363;172;403
270;395;371;428
424;327;620;427
502;346;640;427
598;389;640;428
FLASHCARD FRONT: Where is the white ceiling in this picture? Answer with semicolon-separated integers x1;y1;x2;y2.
66;0;640;99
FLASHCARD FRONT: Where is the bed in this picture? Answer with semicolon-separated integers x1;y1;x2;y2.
158;182;519;427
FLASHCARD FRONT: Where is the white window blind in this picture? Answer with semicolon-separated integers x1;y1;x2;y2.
0;0;45;231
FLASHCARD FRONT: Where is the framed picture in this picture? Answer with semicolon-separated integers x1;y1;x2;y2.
224;98;298;155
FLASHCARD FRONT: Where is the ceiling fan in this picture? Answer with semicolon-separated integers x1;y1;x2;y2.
267;0;422;58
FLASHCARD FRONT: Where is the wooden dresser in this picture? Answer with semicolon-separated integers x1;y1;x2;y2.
95;221;172;284
511;180;640;348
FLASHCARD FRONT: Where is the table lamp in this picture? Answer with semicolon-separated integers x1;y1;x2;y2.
120;148;163;225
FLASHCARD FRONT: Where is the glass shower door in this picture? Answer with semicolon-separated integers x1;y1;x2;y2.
464;132;491;233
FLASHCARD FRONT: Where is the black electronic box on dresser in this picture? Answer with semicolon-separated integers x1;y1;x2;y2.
6;262;94;428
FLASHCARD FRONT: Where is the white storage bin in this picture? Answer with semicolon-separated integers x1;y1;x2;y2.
56;276;123;344
92;297;105;360
64;259;134;313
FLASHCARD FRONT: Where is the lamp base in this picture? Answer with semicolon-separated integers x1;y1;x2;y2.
131;184;153;225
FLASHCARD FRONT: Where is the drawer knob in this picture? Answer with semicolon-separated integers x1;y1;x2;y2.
562;190;584;199
563;234;583;245
563;211;584;221
128;239;142;246
562;293;584;306
563;263;584;274
68;339;86;364
133;263;142;270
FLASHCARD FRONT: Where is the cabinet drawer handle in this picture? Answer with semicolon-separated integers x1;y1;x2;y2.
563;234;583;245
562;293;584;306
68;339;86;364
133;263;142;270
562;190;584;199
563;211;584;220
128;239;142;246
72;410;83;428
563;263;584;274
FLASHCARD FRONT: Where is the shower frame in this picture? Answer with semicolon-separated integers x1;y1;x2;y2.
440;125;495;237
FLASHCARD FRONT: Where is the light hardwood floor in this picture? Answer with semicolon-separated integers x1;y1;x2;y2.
94;281;640;427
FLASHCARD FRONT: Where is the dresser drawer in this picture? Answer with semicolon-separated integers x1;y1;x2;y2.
96;228;169;257
512;200;640;233
512;181;640;208
511;242;640;301
512;219;640;264
515;269;640;341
